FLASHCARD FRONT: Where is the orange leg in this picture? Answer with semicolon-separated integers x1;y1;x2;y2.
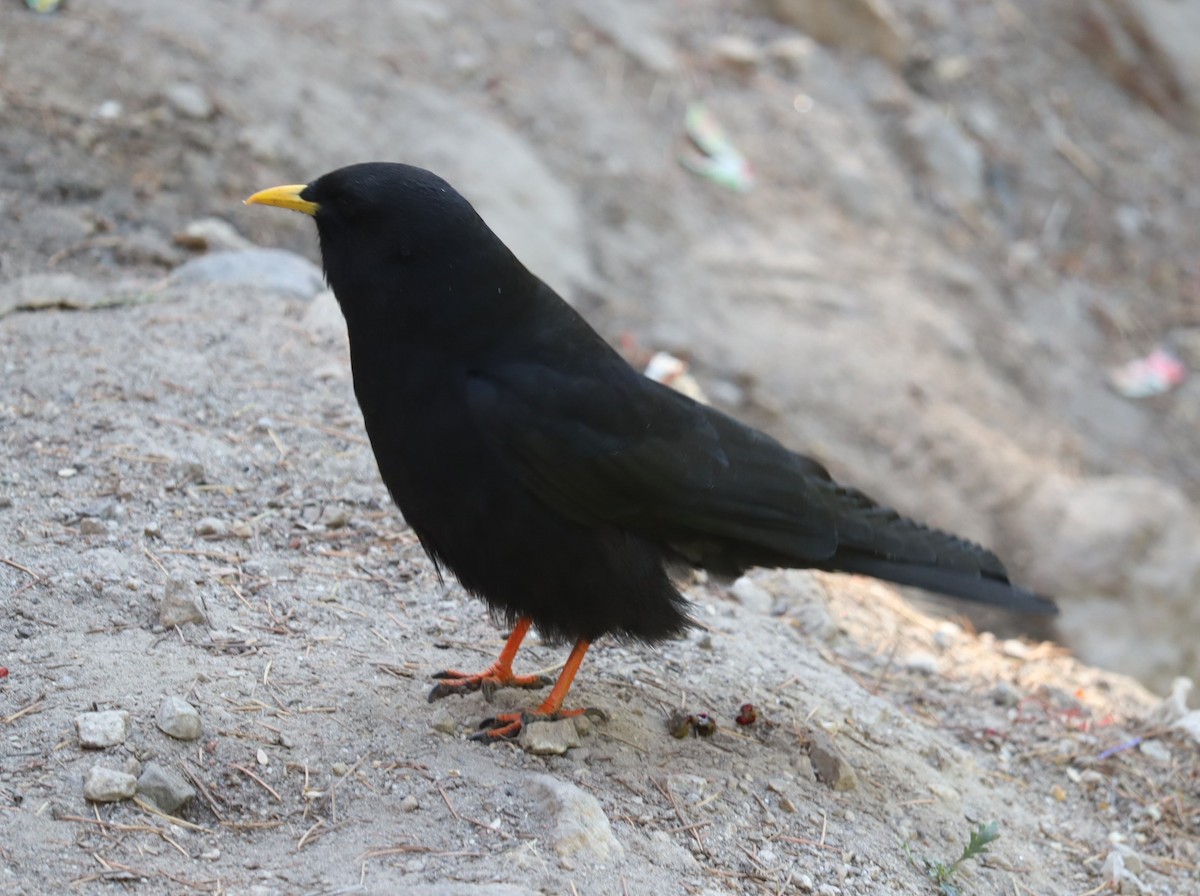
428;617;553;703
472;637;598;741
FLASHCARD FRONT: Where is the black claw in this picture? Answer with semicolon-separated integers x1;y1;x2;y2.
428;680;474;702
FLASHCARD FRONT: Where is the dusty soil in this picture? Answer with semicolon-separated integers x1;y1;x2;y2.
2;1;1199;894
2;281;1196;896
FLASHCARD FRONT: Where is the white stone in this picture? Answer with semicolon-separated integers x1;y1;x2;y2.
75;710;130;749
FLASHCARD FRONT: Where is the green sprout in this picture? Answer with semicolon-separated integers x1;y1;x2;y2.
905;820;1001;896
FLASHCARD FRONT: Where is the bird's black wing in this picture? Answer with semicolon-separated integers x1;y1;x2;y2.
467;357;1055;615
467;358;842;564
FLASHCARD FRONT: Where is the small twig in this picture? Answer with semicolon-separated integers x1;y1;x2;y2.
2;695;46;725
651;776;707;856
58;815;160;834
297;818;325;850
664;820;711;836
132;797;207;832
437;784;507;837
230;763;283;803
181;766;225;820
0;556;42;579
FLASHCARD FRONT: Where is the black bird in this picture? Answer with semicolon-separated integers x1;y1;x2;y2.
246;163;1055;740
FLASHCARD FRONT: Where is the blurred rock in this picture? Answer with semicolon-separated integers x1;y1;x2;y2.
174;218;255;253
709;35;762;73
170;249;325;299
731;575;773;614
766;35;817;77
1018;474;1200;689
302;290;346;341
163;81;214;120
769;0;909;66
529;774;624;865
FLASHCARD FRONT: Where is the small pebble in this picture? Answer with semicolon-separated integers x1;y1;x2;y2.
79;518;107;535
904;652;940;675
1002;639;1030;659
137;762;196;814
1138;738;1172;764
766;35;816;76
195;517;227;538
332;762;349;776
990;681;1021;707
808;732;857;792
709;35;761;72
159;577;205;628
163;82;214;120
400;794;419;812
157;695;202;740
519;718;582;755
76;710;130;749
84;766;137;802
730;576;772;614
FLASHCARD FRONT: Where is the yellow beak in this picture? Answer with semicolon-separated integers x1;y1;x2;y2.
244;184;319;216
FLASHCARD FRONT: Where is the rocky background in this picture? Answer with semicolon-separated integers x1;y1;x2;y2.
2;1;1199;894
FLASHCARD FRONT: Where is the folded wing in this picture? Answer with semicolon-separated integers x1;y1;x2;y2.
467;360;1055;615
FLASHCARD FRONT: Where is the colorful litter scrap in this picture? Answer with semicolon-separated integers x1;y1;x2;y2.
1108;346;1187;399
680;102;756;192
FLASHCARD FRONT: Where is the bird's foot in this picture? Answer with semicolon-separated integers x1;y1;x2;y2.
470;706;608;743
428;666;554;704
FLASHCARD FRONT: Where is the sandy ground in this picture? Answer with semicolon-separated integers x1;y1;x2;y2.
1;281;1195;894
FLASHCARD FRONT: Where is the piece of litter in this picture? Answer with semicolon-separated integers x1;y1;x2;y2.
680;103;755;192
1096;737;1141;760
1108;346;1186;398
1147;676;1192;726
644;351;708;403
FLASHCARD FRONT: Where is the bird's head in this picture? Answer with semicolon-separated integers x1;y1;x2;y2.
246;162;517;327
